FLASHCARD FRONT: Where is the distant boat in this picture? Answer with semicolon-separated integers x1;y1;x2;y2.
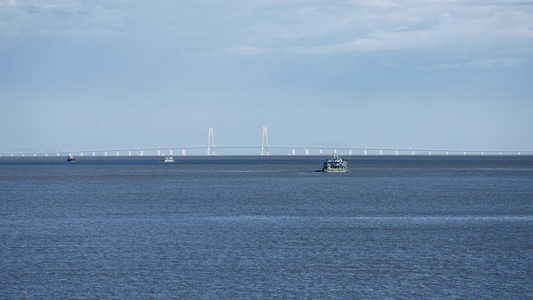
163;156;174;163
67;155;76;162
321;154;348;173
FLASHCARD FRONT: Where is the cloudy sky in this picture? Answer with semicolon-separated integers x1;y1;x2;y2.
1;0;532;154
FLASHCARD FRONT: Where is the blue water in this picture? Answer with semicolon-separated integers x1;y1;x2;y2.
1;156;532;298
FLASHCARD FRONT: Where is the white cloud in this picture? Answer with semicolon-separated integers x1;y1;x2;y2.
4;0;532;55
285;29;435;54
212;0;533;59
351;0;400;9
419;57;528;71
0;0;126;46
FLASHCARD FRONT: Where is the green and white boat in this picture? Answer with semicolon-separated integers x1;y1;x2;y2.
322;155;348;173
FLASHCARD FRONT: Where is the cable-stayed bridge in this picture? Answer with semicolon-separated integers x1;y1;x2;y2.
1;126;532;157
2;146;531;157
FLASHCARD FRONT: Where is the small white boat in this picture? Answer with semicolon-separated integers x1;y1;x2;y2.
67;154;76;162
163;156;174;163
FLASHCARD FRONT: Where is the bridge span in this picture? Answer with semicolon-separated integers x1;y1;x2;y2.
2;126;532;157
1;145;531;157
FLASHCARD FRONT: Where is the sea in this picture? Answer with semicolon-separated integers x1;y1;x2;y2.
1;155;532;299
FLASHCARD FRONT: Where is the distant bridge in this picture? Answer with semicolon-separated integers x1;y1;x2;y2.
1;126;532;157
1;145;532;157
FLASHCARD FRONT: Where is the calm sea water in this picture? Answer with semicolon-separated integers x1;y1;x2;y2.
1;156;532;299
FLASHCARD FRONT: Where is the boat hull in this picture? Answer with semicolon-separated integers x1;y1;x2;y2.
322;168;348;173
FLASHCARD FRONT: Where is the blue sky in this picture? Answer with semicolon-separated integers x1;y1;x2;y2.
1;0;532;154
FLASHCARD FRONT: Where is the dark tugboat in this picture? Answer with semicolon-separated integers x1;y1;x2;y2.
67;154;76;162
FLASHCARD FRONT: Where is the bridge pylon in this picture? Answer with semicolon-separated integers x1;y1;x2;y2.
207;127;216;155
261;126;270;155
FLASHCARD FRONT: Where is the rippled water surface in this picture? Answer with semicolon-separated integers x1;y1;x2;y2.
1;156;532;298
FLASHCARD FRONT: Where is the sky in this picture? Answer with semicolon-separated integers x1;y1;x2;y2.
1;0;532;154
